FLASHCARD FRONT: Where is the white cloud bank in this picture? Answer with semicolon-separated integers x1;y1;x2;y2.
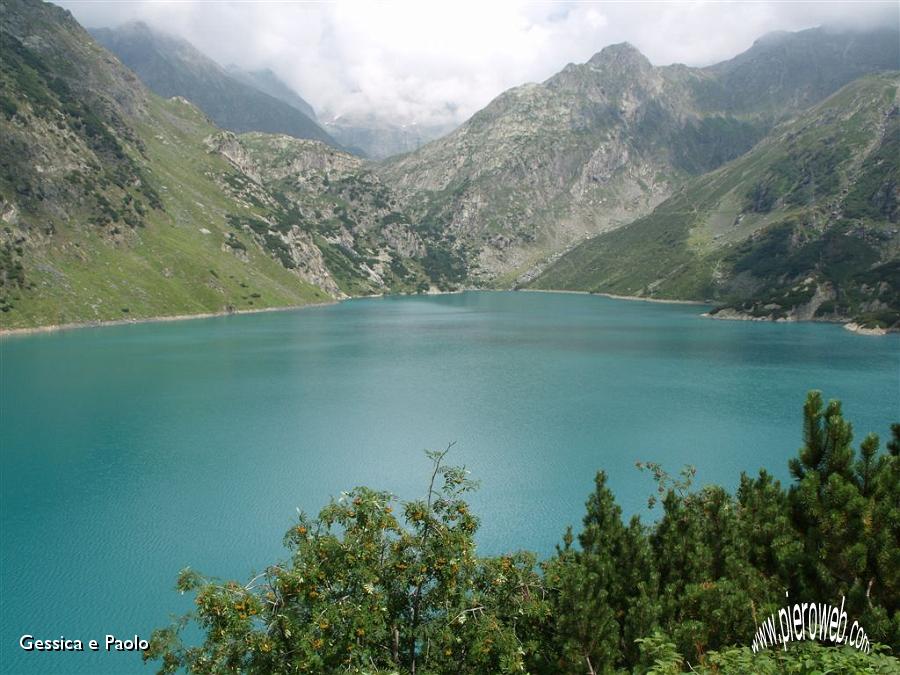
56;1;898;126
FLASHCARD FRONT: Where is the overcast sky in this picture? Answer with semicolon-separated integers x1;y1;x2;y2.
57;1;898;126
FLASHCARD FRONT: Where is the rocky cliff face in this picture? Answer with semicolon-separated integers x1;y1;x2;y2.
205;131;433;296
380;45;676;284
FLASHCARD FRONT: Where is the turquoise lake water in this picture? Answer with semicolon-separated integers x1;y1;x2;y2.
1;291;898;673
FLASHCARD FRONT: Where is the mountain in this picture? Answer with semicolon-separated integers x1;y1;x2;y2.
89;22;337;147
226;65;317;121
699;26;900;114
378;27;900;287
0;0;450;330
323;113;456;160
531;73;900;331
90;22;453;161
2;0;898;331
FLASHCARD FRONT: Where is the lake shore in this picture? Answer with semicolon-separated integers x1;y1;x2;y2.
1;290;482;337
4;289;894;336
705;308;896;336
526;289;897;334
843;321;890;336
0;300;339;338
521;288;708;305
0;288;707;339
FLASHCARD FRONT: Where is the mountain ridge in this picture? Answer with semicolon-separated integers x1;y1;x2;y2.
225;65;318;121
89;22;338;147
323;113;456;160
0;0;460;330
378;25;899;287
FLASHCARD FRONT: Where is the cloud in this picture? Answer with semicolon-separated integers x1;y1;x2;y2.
56;1;898;126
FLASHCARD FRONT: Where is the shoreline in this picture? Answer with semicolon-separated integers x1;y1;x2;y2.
843;321;890;337
521;288;708;305
705;309;896;336
0;289;473;337
3;289;895;337
526;289;896;335
0;300;339;338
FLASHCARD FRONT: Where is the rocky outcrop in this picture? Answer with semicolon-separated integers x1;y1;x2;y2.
204;131;435;296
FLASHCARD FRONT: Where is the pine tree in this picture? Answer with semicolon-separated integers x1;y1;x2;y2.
546;471;627;674
619;516;659;665
788;392;899;649
864;423;900;647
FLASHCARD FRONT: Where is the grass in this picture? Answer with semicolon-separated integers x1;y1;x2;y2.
1;95;329;329
531;74;900;323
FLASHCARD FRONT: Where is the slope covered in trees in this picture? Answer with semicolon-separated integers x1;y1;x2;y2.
145;392;899;673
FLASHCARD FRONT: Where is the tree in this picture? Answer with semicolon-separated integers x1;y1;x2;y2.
545;472;626;673
144;447;546;674
145;394;899;673
864;423;900;646
788;392;898;646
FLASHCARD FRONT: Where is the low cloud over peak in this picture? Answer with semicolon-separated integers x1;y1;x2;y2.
59;1;898;127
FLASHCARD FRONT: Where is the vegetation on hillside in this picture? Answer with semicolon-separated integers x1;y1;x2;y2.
145;392;899;673
531;75;900;330
209;131;464;295
2;0;898;331
0;0;340;328
0;0;467;330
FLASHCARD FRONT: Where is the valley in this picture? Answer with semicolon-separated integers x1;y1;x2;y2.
1;0;898;332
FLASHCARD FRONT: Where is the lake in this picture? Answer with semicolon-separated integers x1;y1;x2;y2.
1;291;897;673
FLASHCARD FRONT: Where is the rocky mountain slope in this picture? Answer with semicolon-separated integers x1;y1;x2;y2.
90;22;338;147
700;26;900;114
203;131;448;296
379;27;899;287
531;74;900;331
0;0;446;330
225;65;318;121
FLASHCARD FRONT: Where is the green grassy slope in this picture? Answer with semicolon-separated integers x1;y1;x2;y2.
1;0;465;330
2;94;331;329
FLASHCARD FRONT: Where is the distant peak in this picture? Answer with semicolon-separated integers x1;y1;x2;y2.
588;42;651;69
109;21;176;44
751;29;792;46
118;20;153;34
